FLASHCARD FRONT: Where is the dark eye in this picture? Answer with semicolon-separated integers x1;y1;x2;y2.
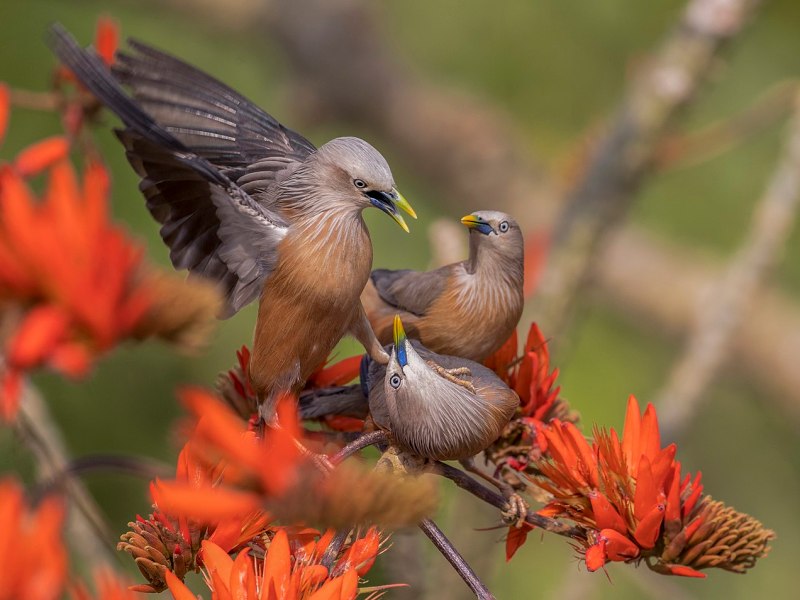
354;179;367;189
499;221;509;233
389;374;402;389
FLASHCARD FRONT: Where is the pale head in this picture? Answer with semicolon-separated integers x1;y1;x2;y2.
460;210;523;271
313;137;416;231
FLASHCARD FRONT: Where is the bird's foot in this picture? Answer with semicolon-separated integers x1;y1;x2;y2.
370;346;390;365
501;492;529;528
426;362;475;393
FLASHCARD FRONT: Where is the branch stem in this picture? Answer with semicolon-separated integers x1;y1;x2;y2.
418;518;495;600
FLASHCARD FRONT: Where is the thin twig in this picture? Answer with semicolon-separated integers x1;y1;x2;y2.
34;454;172;501
320;528;351;571
329;430;388;466
418;518;496;600
529;0;763;336
431;461;584;540
656;92;800;438
14;383;116;566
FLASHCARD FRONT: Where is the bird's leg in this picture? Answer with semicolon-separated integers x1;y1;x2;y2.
426;361;475;393
459;457;528;528
349;303;389;364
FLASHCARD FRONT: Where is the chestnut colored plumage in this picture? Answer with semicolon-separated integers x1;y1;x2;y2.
362;211;524;362
50;27;417;414
375;318;519;460
301;317;519;461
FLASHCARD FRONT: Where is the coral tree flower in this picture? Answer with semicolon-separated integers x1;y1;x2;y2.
165;528;388;600
529;396;775;576
119;434;273;592
218;346;364;431
0;156;220;420
484;323;578;484
0;478;67;600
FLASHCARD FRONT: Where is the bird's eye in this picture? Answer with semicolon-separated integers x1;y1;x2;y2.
354;179;367;189
389;374;402;389
499;221;509;233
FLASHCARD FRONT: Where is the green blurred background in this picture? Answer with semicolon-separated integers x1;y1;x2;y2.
1;0;798;598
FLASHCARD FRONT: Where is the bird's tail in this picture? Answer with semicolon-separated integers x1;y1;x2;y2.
297;384;369;420
49;24;182;150
48;24;231;189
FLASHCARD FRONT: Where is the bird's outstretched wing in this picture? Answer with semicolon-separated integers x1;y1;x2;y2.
370;268;450;316
49;25;288;317
111;39;316;193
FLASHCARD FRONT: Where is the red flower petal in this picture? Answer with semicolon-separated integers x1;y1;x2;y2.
589;490;627;534
633;503;665;550
1;370;21;421
621;395;642;475
151;480;261;522
665;564;706;578
633;455;657;522
164;569;197;600
310;355;362;387
13;137;70;177
584;539;607;572
94;16;119;66
0;83;8;148
264;529;292;599
601;528;640;562
201;540;234;585
6;305;71;369
505;523;534;561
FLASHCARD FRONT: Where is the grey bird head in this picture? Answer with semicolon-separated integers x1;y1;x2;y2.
461;210;524;261
311;137;416;231
382;316;519;461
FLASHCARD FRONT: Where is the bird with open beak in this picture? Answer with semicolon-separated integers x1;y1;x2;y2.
362;211;523;362
50;27;416;416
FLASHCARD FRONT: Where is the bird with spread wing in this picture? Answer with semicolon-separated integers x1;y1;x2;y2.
49;26;416;416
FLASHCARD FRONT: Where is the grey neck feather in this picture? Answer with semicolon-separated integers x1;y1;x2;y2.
466;233;524;287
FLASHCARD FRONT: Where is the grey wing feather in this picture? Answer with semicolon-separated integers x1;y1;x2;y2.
111;38;316;194
370;267;451;316
49;25;287;317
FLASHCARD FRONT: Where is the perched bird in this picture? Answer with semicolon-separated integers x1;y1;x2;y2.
361;211;524;362
370;316;519;461
50;27;416;414
300;316;524;519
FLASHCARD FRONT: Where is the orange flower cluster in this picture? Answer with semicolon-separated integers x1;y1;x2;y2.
165;528;388;600
484;323;578;477
0;65;219;421
527;396;775;576
150;388;435;532
218;345;364;431
0;477;142;600
0;478;67;600
119;435;273;592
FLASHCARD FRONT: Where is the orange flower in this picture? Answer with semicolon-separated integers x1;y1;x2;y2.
0;478;67;600
148;388;303;528
57;17;119;83
484;322;578;476
70;570;144;600
0;83;9;148
526;396;774;576
119;436;272;592
0;159;149;418
165;527;388;600
0;154;220;420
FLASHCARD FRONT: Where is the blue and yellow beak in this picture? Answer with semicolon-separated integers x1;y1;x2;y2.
367;188;417;233
393;315;409;368
460;213;493;236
